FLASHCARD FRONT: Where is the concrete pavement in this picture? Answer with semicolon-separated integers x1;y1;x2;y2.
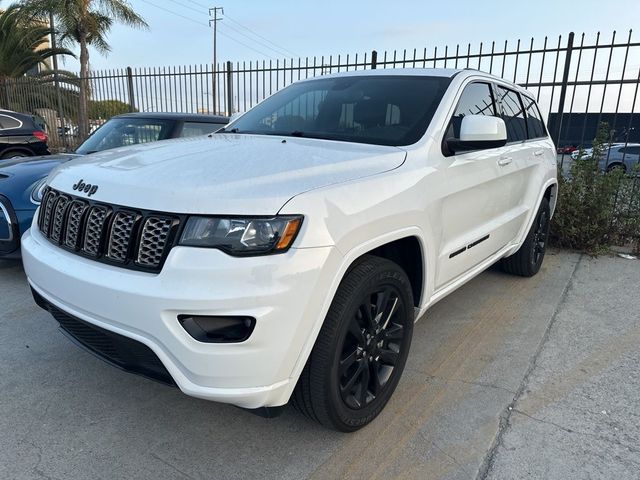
0;250;637;479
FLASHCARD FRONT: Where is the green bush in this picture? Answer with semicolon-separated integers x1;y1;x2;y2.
550;122;640;254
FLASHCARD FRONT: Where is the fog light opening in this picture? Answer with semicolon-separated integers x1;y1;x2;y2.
178;315;255;343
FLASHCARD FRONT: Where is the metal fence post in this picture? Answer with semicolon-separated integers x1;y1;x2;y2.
371;50;378;69
126;67;136;112
226;61;234;115
554;32;575;145
1;79;10;109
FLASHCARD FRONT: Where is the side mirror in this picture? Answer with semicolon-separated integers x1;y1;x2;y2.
446;115;507;153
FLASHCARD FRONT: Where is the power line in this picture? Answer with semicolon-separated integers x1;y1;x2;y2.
169;0;204;15
171;3;295;59
217;29;275;59
139;0;208;27
139;0;275;59
182;0;210;9
218;21;293;58
224;13;299;58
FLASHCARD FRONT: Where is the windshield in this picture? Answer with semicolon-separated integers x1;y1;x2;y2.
222;75;451;146
76;117;175;155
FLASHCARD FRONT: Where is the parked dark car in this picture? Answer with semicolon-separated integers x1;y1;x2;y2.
0;112;228;259
0;110;50;159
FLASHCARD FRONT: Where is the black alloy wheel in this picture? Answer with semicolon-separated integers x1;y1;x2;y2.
292;255;414;431
338;286;406;410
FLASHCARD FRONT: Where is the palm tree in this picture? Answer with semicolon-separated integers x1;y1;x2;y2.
20;0;148;138
0;5;72;78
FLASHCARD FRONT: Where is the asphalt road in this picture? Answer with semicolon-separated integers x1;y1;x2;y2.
1;250;638;480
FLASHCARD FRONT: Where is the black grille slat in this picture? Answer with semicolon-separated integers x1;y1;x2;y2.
37;187;178;273
83;206;110;256
107;211;138;262
39;190;59;235
137;217;173;268
64;201;89;249
50;196;71;243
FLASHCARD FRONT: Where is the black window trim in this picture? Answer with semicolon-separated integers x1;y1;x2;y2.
521;93;548;139
495;84;529;144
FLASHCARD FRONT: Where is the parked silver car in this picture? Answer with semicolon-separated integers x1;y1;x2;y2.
571;143;640;172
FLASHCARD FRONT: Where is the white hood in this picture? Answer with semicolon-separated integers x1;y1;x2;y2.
47;134;406;215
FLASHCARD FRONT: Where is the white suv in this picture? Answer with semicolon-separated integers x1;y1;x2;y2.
22;69;557;431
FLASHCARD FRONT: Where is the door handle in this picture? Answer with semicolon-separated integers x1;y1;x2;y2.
533;150;544;157
498;157;513;166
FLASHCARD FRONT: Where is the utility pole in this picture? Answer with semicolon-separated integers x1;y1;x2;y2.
209;6;223;114
49;11;67;149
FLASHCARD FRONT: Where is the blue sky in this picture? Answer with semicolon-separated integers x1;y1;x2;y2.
41;0;640;71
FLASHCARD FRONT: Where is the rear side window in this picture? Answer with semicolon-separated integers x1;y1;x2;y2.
625;146;640;155
446;82;496;139
0;114;22;130
522;96;546;139
180;122;225;138
497;86;527;142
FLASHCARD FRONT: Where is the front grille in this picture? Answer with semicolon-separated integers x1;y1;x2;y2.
32;288;175;386
38;187;180;272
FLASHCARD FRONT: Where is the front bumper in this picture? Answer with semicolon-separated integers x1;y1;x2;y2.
22;225;341;408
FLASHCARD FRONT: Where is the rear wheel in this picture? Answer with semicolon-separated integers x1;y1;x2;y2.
292;255;414;431
501;197;550;277
606;163;626;173
1;150;31;159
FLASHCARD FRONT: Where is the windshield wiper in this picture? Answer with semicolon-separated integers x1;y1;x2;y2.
218;127;240;133
290;130;304;137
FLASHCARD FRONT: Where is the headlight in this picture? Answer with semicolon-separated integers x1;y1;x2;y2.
179;215;303;255
30;177;48;204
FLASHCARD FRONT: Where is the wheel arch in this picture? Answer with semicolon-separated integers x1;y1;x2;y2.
0;146;35;159
285;228;431;404
363;236;424;308
544;181;558;218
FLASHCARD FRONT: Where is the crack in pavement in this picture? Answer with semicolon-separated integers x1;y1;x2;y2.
510;409;640;456
476;253;584;480
150;452;197;480
425;374;517;395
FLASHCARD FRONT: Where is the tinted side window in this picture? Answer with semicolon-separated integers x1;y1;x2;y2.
180;122;225;137
522;96;546;138
0;114;22;130
446;82;496;139
626;146;640;155
497;87;527;142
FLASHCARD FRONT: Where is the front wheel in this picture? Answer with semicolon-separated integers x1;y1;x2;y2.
501;197;550;277
292;255;414;431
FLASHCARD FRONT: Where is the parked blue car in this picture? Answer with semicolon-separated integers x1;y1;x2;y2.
0;112;228;259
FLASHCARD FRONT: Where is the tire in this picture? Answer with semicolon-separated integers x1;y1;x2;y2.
501;197;550;277
1;150;31;159
292;255;414;432
606;163;626;173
